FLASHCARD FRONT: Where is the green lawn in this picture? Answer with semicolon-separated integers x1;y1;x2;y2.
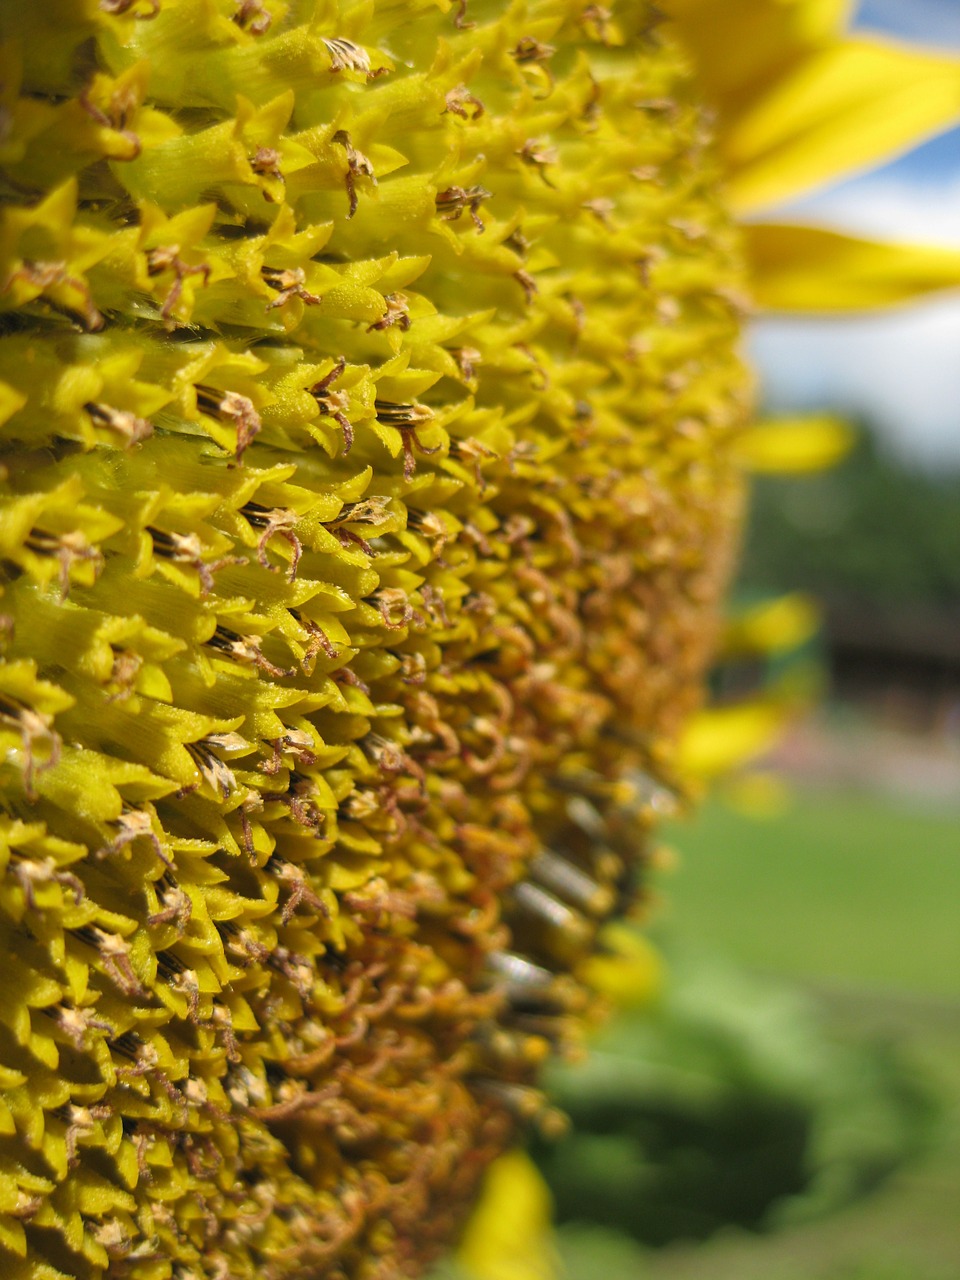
624;1002;960;1280
625;785;960;1280
657;788;960;997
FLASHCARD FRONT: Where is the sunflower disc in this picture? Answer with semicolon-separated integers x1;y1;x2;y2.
0;3;747;1277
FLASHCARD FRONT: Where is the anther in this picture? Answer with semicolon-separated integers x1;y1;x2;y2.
96;804;173;869
207;625;294;678
511;36;556;93
508;880;593;949
251;146;283;181
0;693;62;797
233;0;271;33
194;385;261;460
85;400;153;444
367;291;411;332
322;37;380;77
186;737;239;798
9;855;82;906
308;356;353;451
483;951;583;1012
241;502;302;579
261;265;322;310
452;0;474;28
9;260;104;331
435;185;492;233
145;246;211;321
468;1078;543;1120
331;131;376;218
444;86;484;119
374;400;438;480
25;527;102;598
517;139;558;186
100;0;160;13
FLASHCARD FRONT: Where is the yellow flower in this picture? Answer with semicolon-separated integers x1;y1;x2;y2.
671;0;960;219
673;0;960;482
671;0;960;780
458;1151;557;1280
676;697;795;781
733;416;853;474
0;4;956;1280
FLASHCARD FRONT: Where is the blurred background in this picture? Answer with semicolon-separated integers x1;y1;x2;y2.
439;3;960;1278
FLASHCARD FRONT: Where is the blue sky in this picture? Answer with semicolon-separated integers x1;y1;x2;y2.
854;0;960;185
752;0;960;467
855;0;960;48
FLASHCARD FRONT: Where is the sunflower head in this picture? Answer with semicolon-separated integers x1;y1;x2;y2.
8;2;955;1278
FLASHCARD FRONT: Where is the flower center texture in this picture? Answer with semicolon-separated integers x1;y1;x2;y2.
0;2;749;1277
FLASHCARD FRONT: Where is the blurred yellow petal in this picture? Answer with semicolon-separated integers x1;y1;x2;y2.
676;702;788;780
667;0;852;118
722;593;820;656
581;924;664;1008
734;416;854;472
0;382;27;428
744;223;960;311
725;39;960;212
458;1151;557;1280
722;770;793;819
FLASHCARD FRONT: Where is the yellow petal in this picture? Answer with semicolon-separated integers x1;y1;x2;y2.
667;0;852;118
580;924;664;1009
722;770;793;819
734;415;854;471
0;381;27;428
675;702;788;779
722;593;820;656
458;1151;557;1280
744;223;960;311
724;39;960;213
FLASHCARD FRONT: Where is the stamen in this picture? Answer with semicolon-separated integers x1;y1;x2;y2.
435;185;492;233
331;131;376;218
194;385;262;460
85;400;153;445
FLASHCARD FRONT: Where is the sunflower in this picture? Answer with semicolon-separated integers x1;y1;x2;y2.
460;2;960;1273
0;4;956;1280
671;0;960;786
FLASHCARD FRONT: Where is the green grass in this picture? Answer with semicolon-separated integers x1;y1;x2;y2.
657;788;960;997
633;785;960;1280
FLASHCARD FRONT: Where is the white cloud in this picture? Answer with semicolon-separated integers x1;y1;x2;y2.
783;174;960;247
752;301;960;468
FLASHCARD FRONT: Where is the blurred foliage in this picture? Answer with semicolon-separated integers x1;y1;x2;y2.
739;435;960;610
531;944;938;1248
